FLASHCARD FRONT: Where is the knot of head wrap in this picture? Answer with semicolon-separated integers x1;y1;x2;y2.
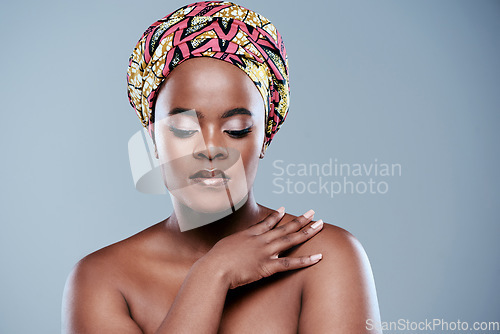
127;0;289;150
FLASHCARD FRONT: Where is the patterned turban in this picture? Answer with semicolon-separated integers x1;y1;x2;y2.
127;1;289;150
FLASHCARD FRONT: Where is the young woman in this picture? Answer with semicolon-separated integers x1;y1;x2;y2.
62;2;382;333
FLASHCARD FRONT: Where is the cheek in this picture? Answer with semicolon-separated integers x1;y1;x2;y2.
155;128;194;163
230;126;264;162
235;113;265;158
154;130;197;191
237;128;265;181
159;139;190;162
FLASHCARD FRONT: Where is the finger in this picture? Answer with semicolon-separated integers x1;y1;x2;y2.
269;219;324;254
265;209;315;240
248;207;285;235
265;253;323;275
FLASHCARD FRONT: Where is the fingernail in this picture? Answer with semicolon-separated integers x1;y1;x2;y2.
311;219;323;229
277;207;285;215
303;209;315;219
310;253;322;262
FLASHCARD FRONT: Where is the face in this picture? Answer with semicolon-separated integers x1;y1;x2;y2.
152;57;266;214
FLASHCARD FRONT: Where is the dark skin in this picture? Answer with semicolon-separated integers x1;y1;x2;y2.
62;58;382;333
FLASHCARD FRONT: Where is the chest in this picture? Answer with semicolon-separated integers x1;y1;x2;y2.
123;264;303;334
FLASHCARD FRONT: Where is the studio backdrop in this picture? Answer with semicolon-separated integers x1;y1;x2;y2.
0;0;499;333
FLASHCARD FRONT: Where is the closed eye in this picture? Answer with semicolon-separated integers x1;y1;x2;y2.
169;126;198;138
224;126;253;138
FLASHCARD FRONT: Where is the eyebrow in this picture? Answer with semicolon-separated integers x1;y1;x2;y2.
168;107;202;118
221;108;253;118
168;107;253;119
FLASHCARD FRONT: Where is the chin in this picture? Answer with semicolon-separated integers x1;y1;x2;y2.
171;184;249;214
169;190;250;231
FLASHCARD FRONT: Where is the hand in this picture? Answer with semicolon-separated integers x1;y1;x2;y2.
202;208;324;289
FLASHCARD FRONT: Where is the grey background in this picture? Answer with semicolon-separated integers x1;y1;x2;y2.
1;0;499;333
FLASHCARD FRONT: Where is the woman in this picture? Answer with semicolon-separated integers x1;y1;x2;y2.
62;1;382;333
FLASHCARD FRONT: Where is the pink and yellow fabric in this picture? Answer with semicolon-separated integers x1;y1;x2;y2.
127;1;290;149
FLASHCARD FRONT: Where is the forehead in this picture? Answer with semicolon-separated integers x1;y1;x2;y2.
156;57;265;118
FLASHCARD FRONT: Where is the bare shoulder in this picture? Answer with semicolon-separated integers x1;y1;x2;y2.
64;236;132;292
280;213;364;261
280;213;382;333
65;223;159;281
296;221;374;289
280;213;375;290
62;224;163;334
304;221;368;271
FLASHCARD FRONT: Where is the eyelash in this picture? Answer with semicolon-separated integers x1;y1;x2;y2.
225;126;253;138
169;126;197;138
169;126;253;139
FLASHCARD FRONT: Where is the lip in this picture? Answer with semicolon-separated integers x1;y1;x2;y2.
189;169;230;187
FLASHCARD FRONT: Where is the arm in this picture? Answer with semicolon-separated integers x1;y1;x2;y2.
153;257;228;334
62;255;231;334
62;209;325;334
298;225;382;334
62;256;144;334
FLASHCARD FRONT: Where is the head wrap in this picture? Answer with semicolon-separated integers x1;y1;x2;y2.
127;1;289;150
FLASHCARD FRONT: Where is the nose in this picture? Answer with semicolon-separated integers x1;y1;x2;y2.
194;146;229;160
193;128;229;161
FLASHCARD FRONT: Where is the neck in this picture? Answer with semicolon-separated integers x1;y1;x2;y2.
165;189;266;255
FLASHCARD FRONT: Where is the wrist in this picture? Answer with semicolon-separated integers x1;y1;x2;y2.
192;255;231;289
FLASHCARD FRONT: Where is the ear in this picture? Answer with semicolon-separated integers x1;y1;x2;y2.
259;142;266;159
